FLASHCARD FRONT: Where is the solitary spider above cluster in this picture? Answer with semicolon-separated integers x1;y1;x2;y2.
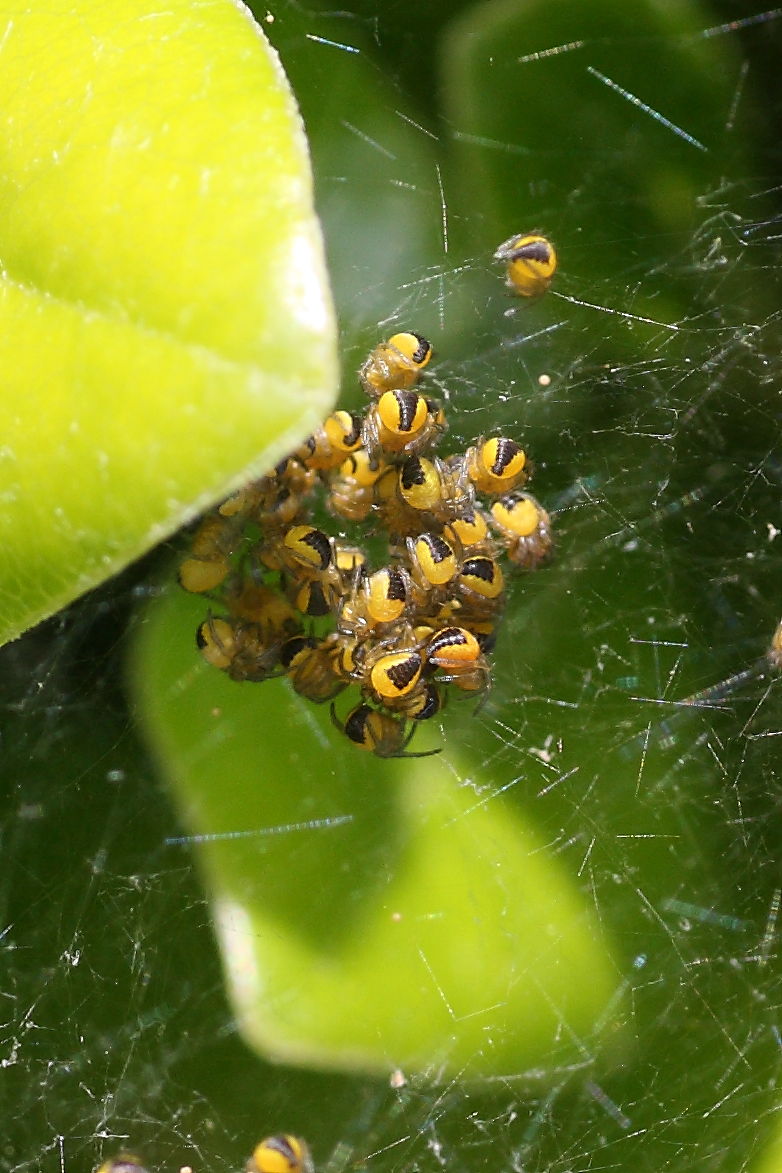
494;232;557;298
180;239;555;758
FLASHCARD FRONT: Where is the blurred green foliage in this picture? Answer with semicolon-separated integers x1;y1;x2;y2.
0;0;336;645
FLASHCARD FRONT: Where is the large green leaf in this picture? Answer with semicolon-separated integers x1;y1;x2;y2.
0;0;336;645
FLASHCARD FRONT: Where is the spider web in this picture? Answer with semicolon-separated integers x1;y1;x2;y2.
3;4;782;1173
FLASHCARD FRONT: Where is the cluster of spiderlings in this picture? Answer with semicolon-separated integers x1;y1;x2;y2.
180;331;553;758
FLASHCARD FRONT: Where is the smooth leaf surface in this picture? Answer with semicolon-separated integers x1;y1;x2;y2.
0;0;336;645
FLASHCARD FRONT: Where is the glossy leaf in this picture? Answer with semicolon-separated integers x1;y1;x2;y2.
0;0;336;645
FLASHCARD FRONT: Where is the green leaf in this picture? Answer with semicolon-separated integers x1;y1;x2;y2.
132;583;616;1079
0;0;336;646
752;1110;782;1173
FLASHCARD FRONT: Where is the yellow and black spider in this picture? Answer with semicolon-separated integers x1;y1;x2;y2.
494;232;557;298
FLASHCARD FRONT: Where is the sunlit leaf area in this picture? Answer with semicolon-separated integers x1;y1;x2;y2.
0;0;336;645
4;3;782;1173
